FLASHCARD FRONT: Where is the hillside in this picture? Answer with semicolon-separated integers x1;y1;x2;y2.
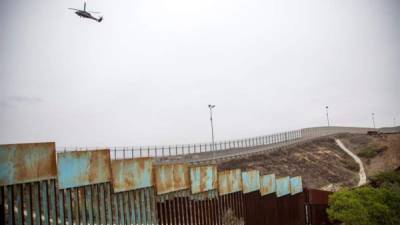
217;133;400;189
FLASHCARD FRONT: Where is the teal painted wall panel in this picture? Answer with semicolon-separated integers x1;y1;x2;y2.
190;165;217;194
276;176;290;197
57;150;112;189
242;170;260;193
154;163;190;195
218;169;242;195
260;174;276;196
111;158;154;192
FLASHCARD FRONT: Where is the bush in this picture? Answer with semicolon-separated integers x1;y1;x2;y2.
357;145;387;159
327;170;400;225
369;171;400;188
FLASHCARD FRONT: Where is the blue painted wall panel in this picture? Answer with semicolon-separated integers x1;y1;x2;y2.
290;176;303;195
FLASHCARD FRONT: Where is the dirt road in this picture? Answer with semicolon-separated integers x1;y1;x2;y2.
335;139;366;186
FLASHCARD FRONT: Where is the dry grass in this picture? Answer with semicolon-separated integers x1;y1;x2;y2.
221;209;244;225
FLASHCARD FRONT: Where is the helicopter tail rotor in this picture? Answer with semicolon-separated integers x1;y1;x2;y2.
98;16;103;22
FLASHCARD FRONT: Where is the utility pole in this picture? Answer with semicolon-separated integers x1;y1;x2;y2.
325;106;330;127
371;113;376;128
208;105;216;153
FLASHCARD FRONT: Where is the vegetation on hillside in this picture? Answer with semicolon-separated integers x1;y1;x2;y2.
327;170;400;225
357;145;387;159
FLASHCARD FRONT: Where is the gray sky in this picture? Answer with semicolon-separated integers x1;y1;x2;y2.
1;0;399;147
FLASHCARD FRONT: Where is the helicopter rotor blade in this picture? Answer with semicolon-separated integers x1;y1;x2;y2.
68;8;80;11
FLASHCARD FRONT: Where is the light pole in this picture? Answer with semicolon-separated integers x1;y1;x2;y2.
208;105;216;152
325;106;330;127
371;113;376;128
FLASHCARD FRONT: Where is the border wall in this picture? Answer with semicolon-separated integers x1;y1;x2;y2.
0;142;334;225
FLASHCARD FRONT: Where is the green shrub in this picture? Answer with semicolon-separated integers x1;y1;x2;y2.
327;171;400;225
357;145;387;159
370;171;400;188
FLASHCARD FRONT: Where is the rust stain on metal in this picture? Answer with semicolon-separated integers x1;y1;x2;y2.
242;170;260;193
218;169;242;195
0;142;57;186
260;174;276;196
154;163;189;195
190;165;217;194
111;157;154;192
57;149;112;189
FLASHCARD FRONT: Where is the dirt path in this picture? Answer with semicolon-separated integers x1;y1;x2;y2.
335;139;366;186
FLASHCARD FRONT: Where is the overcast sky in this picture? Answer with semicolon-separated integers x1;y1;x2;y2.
0;0;399;148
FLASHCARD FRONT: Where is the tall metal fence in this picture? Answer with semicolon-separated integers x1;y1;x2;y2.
0;141;335;225
57;126;375;161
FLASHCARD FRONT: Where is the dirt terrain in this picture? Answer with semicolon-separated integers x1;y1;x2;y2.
217;133;400;189
338;133;400;177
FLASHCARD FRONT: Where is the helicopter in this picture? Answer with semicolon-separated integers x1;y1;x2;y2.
68;1;103;22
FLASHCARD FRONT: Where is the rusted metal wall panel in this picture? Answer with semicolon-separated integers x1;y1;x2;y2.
190;165;217;194
242;170;260;194
276;176;290;197
260;174;276;196
0;142;57;186
57;150;112;189
218;169;242;195
154;163;190;195
306;188;331;205
111;157;154;192
290;176;303;195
